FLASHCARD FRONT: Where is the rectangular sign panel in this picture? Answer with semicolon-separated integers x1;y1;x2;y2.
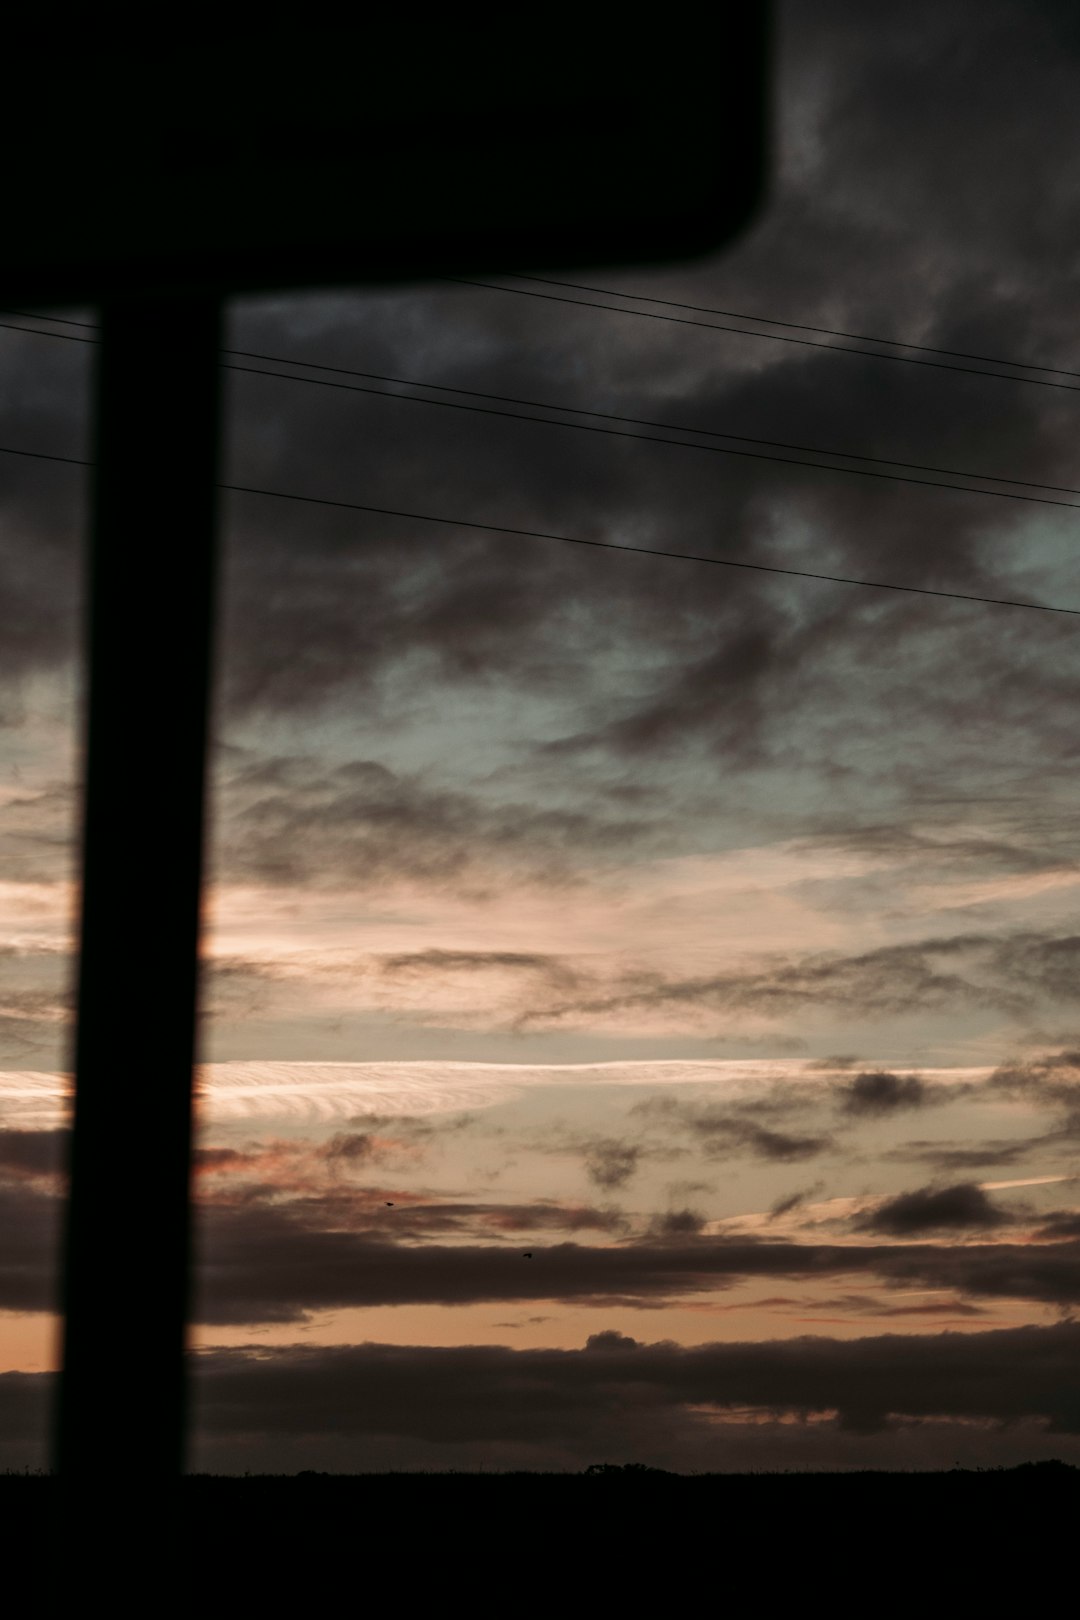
1;11;768;300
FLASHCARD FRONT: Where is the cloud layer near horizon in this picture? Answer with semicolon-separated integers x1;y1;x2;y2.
6;1321;1080;1473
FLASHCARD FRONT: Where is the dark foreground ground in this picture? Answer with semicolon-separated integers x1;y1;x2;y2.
4;1463;1073;1596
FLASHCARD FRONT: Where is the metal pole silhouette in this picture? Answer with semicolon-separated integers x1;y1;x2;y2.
55;298;222;1478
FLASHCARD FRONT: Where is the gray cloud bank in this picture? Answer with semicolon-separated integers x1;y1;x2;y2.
4;1111;1080;1323
6;1321;1080;1473
4;1168;1080;1324
188;1217;1080;1321
189;1319;1080;1442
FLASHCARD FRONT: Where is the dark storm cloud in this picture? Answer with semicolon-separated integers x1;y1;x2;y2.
180;1318;1080;1444
0;1372;47;1447
8;1322;1080;1473
219;279;1080;780
10;1325;1080;1471
539;1;1080;776
838;1071;928;1116
164;1;1080;835
2;3;1079;815
858;1183;1008;1236
183;1192;1080;1322
1;1152;1078;1323
218;302;791;734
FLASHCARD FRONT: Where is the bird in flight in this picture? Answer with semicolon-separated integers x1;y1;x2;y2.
523;1252;533;1259
386;1202;395;1207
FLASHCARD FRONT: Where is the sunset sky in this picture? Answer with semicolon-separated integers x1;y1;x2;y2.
5;1;1080;1472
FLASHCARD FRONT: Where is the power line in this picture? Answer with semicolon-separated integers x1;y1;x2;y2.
212;486;1080;616
1;309;94;330
0;442;90;469
252;367;1080;496
4;309;1075;511
447;277;1080;397
15;290;1079;385
6;310;1079;513
224;359;1080;514
0;316;98;345
502;273;1080;382
0;440;1070;616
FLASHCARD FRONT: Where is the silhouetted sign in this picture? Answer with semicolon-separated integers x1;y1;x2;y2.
2;13;768;301
49;6;771;1490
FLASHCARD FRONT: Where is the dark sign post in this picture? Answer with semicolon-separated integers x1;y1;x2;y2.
55;299;224;1481
1;15;768;1494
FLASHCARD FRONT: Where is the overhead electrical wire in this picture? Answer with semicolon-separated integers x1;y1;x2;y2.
222;359;1080;513
498;273;1080;381
2;310;1079;513
446;277;1080;396
0;439;1074;617
9;292;1080;382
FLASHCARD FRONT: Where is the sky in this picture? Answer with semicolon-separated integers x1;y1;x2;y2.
4;0;1080;1472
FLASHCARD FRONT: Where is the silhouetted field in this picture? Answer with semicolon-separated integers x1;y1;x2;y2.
5;1460;1075;1525
5;1458;1076;1499
5;1465;1069;1596
5;1459;1075;1483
